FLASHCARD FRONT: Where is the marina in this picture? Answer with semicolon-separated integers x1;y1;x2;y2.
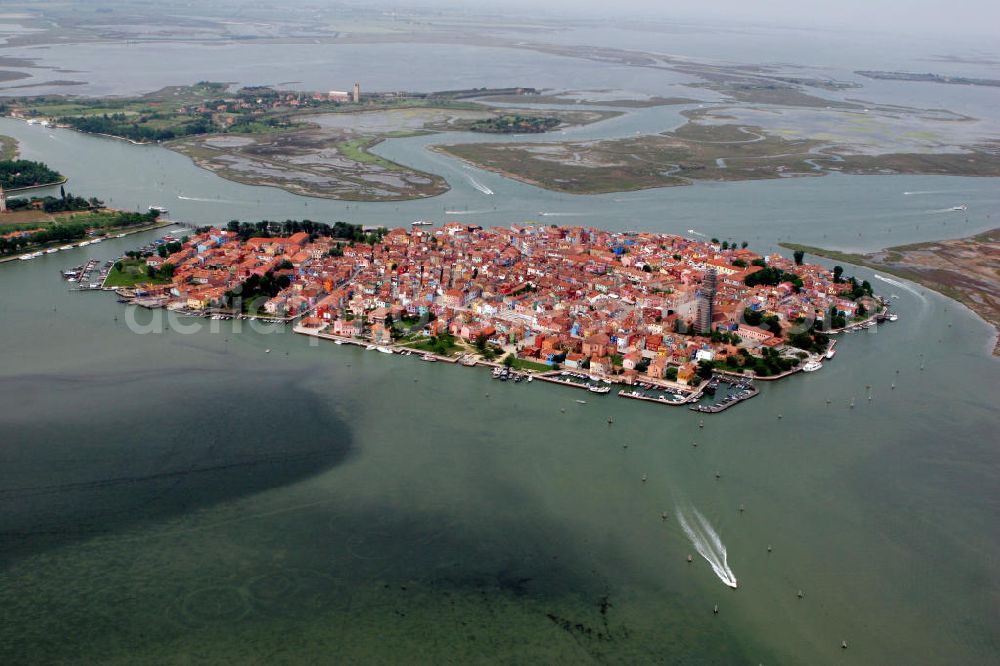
690;376;760;413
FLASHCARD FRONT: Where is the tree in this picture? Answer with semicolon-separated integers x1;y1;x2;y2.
793;249;805;265
833;265;844;283
666;366;678;381
503;354;514;368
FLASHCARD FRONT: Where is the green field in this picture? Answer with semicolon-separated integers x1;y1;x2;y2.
0;135;17;161
104;258;173;288
509;357;551;372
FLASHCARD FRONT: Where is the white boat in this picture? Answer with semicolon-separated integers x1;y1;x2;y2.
116;233;126;238
576;399;587;404
888;313;898;322
46;248;59;254
59;245;74;251
410;220;433;226
78;241;91;247
333;340;344;345
18;254;32;261
588;385;611;394
91;238;102;244
376;346;393;354
366;345;376;350
802;361;823;372
149;205;169;214
950;204;967;212
825;349;836;360
527;375;533;382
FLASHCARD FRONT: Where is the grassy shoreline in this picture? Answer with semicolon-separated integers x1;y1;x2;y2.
0;216;174;265
780;233;1000;355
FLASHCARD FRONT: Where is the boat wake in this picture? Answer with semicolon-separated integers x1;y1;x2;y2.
177;195;243;204
676;506;738;588
904;189;975;196
687;229;707;237
537;211;588;217
467;176;494;196
874;274;926;303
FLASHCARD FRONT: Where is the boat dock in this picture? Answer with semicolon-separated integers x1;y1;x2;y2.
617;389;691;407
689;377;759;413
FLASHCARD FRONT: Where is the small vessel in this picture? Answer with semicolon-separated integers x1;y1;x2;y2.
149;205;169;214
588;384;611;394
527;375;533;382
376;346;393;354
333;340;344;345
802;361;823;372
825;348;836;360
888;313;898;322
687;554;693;563
950;204;967;212
410;220;433;226
575;399;587;404
366;345;376;350
265;349;271;353
421;354;437;362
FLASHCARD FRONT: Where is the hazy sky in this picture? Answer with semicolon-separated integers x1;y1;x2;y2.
398;0;1000;38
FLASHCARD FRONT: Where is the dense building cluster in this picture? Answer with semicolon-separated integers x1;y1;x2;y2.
129;223;874;382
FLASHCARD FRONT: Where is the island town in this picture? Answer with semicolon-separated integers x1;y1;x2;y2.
71;219;892;412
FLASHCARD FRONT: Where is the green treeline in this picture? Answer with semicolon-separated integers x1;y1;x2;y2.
0;209;160;255
744;266;803;291
223;219;388;244
470;114;560;134
5;190;102;213
0;159;63;189
61;113;214;142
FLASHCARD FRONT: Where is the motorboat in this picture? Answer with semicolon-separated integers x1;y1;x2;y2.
887;313;898;322
802;361;823;372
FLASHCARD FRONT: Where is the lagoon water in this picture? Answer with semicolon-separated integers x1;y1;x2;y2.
1;27;999;665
